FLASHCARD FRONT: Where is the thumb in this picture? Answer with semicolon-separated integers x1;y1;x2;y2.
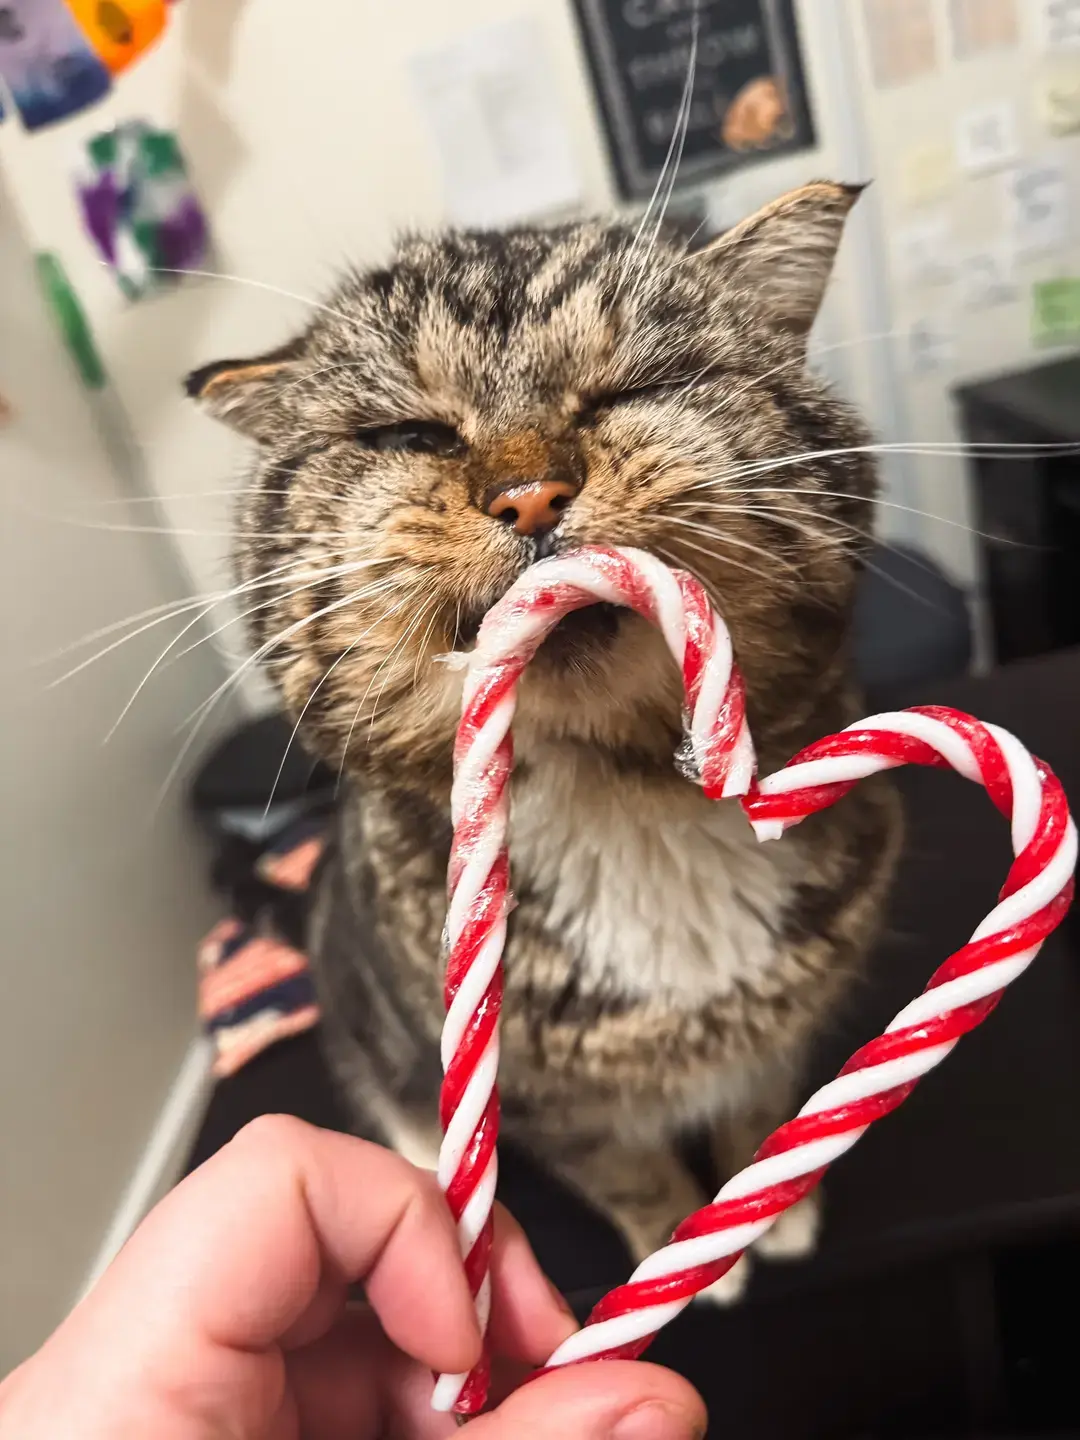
468;1361;706;1440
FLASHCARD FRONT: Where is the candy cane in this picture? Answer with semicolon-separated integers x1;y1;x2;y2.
432;547;755;1412
538;705;1076;1373
434;546;1076;1410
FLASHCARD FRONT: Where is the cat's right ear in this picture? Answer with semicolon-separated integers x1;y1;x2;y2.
184;342;302;443
692;180;864;341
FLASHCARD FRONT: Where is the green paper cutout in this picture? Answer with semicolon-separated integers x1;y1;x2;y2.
1031;278;1080;347
34;253;107;390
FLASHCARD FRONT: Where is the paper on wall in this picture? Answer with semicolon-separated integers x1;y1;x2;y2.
410;17;583;229
1031;277;1080;344
956;101;1020;174
1036;0;1080;51
1035;63;1080;134
907;317;955;374
893;215;954;286
899;141;956;208
862;0;938;88
948;0;1018;58
956;246;1019;309
1003;158;1071;254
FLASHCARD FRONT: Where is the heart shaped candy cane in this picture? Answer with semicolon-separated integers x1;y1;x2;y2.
433;546;1076;1414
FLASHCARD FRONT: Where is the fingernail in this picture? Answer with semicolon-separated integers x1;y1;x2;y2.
610;1401;702;1440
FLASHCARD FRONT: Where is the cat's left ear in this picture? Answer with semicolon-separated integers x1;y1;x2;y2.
184;339;304;443
694;180;864;339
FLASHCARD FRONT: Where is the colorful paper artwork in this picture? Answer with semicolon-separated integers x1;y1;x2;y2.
894;215;955;287
67;0;167;75
1035;64;1080;134
956;100;1019;174
1031;277;1080;345
1003;158;1071;256
948;0;1019;57
0;0;111;130
410;19;582;227
899;141;956;208
863;0;938;88
907;317;956;374
35;252;108;388
1037;0;1080;52
956;247;1019;309
76;121;210;299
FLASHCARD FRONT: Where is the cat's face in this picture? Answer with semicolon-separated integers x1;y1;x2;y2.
190;182;875;784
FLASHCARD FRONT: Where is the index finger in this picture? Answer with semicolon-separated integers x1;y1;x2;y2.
86;1115;483;1376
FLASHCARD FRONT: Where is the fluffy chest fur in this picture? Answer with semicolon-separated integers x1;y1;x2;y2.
510;746;803;1012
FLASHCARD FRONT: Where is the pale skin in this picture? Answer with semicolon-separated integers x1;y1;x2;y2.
0;1116;706;1440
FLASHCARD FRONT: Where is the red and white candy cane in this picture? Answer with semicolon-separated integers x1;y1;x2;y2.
434;545;1076;1408
433;546;755;1412
537;704;1076;1374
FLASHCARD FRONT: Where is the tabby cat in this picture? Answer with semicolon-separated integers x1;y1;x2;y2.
188;181;900;1299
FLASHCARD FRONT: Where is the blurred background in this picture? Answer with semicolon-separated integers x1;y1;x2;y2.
2;2;1079;1434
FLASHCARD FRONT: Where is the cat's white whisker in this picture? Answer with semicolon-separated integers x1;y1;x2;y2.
262;587;418;818
77;488;293;508
150;266;382;346
675;499;855;551
274;358;376;404
685;439;1080;496
681;484;1018;548
333;589;440;786
671;507;945;609
700;326;918;415
680;498;952;580
156;576;403;814
637;16;698;274
364;594;442;740
103;564;395;744
661;528;778;588
41;513;358;542
47;553;370;683
663;514;803;573
43;548;363;660
412;596;447;692
170;563;394;665
622;12;698;306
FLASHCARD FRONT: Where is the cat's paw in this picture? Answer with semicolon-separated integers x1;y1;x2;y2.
693;1253;752;1306
754;1194;821;1262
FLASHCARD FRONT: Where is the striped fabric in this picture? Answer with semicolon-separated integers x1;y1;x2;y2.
197;825;326;1077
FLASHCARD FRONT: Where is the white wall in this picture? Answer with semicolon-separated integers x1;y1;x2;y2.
847;0;1080;597
14;2;1068;604
0;181;231;1370
0;1;615;690
0;0;924;662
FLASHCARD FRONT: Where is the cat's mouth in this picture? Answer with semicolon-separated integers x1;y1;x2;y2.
454;600;622;664
535;602;622;665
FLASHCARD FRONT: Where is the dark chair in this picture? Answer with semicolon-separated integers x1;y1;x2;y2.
854;543;973;692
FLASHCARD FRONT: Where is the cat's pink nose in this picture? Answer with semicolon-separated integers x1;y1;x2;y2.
485;478;577;536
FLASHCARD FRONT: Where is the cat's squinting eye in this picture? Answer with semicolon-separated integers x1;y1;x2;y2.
355;420;465;456
580;376;710;416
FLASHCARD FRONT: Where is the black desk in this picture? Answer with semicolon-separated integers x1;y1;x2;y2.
955;356;1080;664
189;649;1080;1437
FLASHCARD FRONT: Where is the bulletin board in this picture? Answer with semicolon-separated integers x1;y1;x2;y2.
572;0;816;200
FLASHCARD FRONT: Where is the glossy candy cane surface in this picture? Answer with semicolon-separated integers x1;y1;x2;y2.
540;705;1075;1371
433;547;752;1412
432;548;1076;1410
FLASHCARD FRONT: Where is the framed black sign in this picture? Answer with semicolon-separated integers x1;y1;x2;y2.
572;0;816;201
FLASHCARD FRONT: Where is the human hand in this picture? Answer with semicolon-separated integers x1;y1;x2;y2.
0;1116;706;1439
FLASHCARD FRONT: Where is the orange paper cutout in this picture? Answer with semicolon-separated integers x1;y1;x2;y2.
65;0;167;75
